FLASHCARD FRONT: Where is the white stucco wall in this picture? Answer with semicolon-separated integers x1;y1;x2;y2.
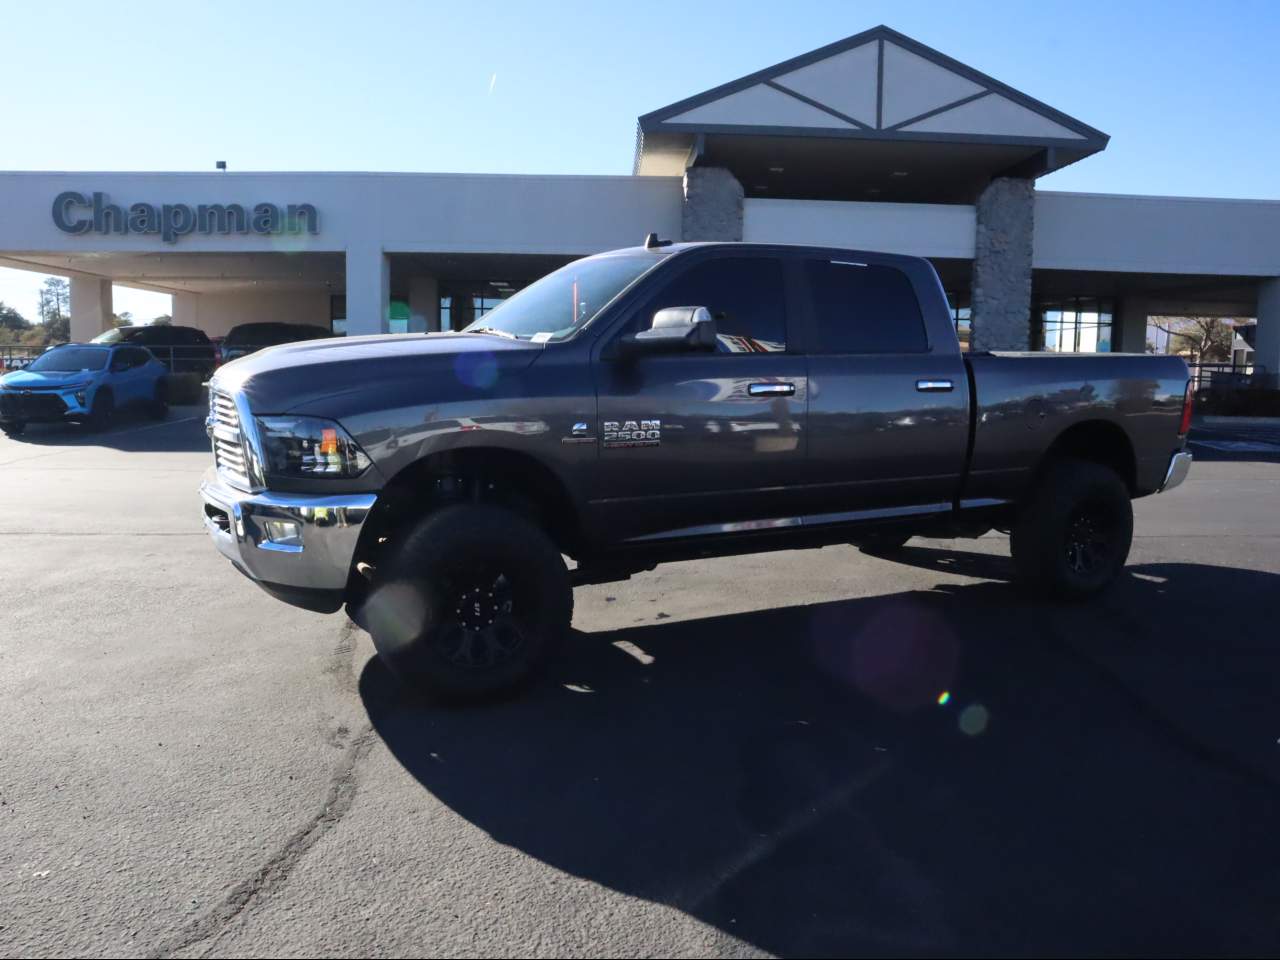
742;197;977;259
1034;191;1280;276
0;171;684;257
180;290;332;339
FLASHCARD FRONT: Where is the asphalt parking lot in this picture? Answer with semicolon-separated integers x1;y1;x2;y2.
2;409;1279;958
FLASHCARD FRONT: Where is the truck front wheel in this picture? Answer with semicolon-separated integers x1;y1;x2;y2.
1010;458;1133;600
363;503;572;701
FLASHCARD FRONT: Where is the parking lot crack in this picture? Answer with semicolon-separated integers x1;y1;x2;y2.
145;723;377;959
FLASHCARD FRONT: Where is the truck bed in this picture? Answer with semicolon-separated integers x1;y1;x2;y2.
963;351;1191;501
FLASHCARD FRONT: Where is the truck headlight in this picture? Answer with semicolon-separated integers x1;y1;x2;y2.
255;416;372;479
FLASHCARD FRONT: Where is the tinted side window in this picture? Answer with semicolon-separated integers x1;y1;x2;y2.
804;260;927;354
112;348;143;369
638;256;786;353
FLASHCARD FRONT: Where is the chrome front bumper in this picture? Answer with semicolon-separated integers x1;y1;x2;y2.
200;468;377;597
1158;450;1193;493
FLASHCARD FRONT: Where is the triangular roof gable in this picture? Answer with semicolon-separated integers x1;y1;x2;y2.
638;25;1108;148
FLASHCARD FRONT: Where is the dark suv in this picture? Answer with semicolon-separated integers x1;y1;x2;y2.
93;325;217;378
219;322;333;365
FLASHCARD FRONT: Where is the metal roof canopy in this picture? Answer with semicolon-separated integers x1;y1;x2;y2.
634;26;1109;203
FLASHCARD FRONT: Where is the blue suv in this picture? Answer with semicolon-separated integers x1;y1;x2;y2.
0;342;169;436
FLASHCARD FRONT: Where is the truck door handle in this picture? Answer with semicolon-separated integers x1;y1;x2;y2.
916;379;954;392
748;382;796;397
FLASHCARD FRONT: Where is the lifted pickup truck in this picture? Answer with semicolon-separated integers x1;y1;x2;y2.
201;240;1193;699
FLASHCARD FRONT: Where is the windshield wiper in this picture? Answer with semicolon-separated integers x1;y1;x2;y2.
467;326;521;340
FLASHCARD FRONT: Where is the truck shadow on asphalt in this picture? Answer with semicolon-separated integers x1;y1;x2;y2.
359;557;1280;957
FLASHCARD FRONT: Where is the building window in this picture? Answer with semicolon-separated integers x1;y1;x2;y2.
387;299;411;335
440;294;507;331
945;292;971;352
1039;298;1113;353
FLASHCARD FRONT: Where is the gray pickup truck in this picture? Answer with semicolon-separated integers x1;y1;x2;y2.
201;240;1193;699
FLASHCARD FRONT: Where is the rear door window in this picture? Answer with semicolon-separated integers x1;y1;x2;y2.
803;259;928;354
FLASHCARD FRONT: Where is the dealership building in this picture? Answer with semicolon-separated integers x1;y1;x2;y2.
1;25;1276;378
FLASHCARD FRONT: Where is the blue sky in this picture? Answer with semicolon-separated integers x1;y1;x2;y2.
1;0;1276;323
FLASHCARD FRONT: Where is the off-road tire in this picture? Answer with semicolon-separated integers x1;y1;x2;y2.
364;503;572;702
1010;458;1133;600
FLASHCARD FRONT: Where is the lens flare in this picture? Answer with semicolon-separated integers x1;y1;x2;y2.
959;703;989;737
454;351;499;390
811;600;958;713
937;690;951;706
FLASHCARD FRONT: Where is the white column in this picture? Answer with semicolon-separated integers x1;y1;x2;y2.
172;292;198;327
1114;297;1150;353
408;277;440;333
69;277;112;342
344;244;389;337
1255;278;1280;388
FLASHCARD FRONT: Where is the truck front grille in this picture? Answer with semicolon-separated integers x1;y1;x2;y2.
209;388;252;489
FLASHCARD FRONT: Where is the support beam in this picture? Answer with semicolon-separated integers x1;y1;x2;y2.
1255;278;1280;388
345;245;389;337
172;292;198;327
69;277;112;342
1114;297;1150;353
408;277;440;333
970;178;1034;352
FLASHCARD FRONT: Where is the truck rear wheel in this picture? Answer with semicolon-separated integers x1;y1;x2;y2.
1010;458;1132;600
363;503;572;701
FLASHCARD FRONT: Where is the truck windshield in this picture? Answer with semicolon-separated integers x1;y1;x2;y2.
464;254;659;341
28;347;109;372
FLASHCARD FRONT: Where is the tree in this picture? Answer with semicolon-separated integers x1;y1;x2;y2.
150;314;172;326
0;301;30;334
39;277;69;322
1149;316;1236;363
113;311;134;328
38;277;71;344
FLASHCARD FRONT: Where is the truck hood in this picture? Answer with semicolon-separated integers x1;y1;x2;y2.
0;369;99;390
211;331;543;413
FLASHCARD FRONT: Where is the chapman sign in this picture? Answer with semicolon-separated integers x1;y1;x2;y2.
52;191;319;243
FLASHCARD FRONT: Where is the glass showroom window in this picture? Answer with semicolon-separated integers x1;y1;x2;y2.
946;292;972;352
440;295;507;331
1040;299;1114;352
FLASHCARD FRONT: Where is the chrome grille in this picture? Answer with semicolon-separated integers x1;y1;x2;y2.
208;388;251;489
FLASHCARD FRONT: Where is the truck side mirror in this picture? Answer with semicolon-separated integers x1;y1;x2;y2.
619;306;717;357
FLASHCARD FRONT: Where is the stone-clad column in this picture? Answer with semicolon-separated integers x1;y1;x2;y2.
970;178;1035;352
681;167;744;242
